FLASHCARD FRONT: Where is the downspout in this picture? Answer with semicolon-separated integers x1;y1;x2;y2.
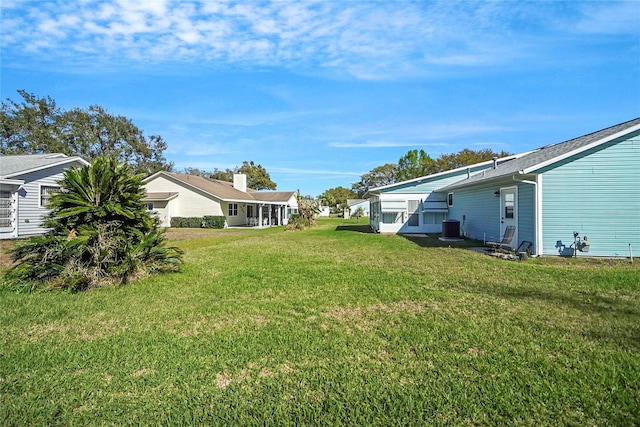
513;175;541;256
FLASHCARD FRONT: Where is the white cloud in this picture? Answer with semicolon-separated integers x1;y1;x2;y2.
2;0;635;78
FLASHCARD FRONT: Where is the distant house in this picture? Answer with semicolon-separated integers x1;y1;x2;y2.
142;172;298;227
345;199;370;219
318;206;331;217
369;118;640;257
0;153;89;239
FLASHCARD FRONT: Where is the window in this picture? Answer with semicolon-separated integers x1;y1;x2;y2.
447;192;454;207
0;190;12;228
408;200;419;227
382;212;404;224
146;202;154;211
504;193;515;219
228;203;238;216
40;185;59;208
247;205;254;218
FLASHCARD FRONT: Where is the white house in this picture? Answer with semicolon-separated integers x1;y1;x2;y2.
143;172;298;227
0;153;89;239
345;199;370;219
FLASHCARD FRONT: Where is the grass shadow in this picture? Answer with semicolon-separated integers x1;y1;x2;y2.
402;233;481;249
335;224;374;233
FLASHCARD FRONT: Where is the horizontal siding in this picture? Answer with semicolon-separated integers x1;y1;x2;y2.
540;134;640;257
446;180;536;252
144;176;223;218
516;182;535;252
15;164;81;237
447;183;501;241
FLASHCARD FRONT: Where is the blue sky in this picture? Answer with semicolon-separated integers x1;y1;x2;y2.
1;0;639;196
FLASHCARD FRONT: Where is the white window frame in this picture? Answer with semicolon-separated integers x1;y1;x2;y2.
447;192;454;207
40;185;59;208
228;203;238;216
146;202;155;211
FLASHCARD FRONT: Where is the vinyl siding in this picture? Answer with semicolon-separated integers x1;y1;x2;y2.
446;183;502;242
14;164;77;237
144;176;223;219
539;133;640;257
515;182;535;252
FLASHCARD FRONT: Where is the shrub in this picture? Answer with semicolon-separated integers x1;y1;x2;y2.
171;216;226;228
4;156;183;292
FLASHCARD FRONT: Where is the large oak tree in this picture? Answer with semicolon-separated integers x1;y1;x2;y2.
1;90;173;175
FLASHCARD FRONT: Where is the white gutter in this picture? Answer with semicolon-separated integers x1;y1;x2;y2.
513;175;542;256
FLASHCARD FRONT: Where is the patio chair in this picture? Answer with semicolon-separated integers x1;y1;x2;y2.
515;240;532;256
486;226;516;252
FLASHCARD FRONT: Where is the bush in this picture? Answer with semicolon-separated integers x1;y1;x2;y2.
170;216;226;228
171;217;204;228
4;156;183;292
203;216;226;228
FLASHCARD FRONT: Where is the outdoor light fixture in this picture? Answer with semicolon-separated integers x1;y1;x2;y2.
494;190;500;197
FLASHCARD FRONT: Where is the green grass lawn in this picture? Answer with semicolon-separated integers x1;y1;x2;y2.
1;218;639;426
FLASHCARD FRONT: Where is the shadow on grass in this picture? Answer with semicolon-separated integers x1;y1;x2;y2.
402;234;481;249
335;224;374;233
453;280;640;351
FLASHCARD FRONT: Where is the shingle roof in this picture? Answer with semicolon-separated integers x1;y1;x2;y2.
0;153;88;178
150;172;295;204
440;117;640;191
143;192;178;201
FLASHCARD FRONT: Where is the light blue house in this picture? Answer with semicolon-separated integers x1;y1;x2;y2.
368;155;520;234
369;118;640;257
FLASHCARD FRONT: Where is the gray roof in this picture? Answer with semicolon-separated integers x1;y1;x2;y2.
0;153;88;178
440;117;640;191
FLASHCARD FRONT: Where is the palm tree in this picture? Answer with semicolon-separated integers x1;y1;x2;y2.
6;156;182;291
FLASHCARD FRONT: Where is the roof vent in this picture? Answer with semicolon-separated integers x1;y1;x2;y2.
492;157;498;169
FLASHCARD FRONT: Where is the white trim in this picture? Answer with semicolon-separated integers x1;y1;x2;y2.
447;192;454;207
499;186;518;247
0;179;25;186
513;175;541;256
522;123;640;174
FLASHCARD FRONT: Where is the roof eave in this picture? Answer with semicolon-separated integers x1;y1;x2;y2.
522;123;640;174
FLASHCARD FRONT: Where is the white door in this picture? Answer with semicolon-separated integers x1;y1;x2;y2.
500;187;517;245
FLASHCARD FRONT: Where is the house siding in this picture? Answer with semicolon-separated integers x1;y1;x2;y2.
515;182;536;252
539;133;640;257
446;183;502;242
14;165;74;236
144;176;223;220
371;164;495;234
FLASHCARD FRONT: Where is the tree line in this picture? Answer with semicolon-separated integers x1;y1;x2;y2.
1;90;277;190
